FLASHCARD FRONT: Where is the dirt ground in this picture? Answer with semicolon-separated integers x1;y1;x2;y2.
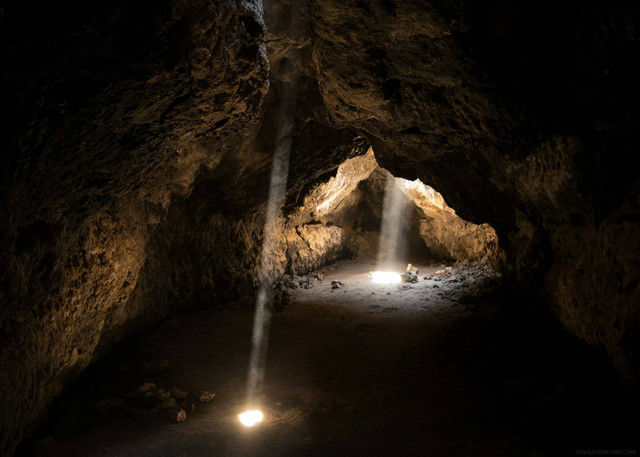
26;259;639;457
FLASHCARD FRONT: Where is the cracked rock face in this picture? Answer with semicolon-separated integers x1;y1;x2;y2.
1;0;639;454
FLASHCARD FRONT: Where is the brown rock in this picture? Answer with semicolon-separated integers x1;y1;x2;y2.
171;387;188;400
157;398;177;410
166;408;187;423
155;389;171;401
136;383;157;393
199;391;216;403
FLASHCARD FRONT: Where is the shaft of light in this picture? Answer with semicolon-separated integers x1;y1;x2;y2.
376;173;408;270
246;138;291;406
244;0;302;415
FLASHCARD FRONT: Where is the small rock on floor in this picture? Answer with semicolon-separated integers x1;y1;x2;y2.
166;407;187;423
155;389;171;401
171;387;188;400
157;397;177;410
199;391;216;403
136;383;157;393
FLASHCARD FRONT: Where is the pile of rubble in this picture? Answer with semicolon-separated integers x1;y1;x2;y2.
123;383;215;423
271;273;324;309
423;262;498;284
275;272;324;291
401;264;419;283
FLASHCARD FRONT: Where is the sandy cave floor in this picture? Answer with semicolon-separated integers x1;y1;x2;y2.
27;259;640;457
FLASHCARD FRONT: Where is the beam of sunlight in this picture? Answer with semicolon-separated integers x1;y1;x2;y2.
375;172;408;272
242;1;305;425
245;136;292;416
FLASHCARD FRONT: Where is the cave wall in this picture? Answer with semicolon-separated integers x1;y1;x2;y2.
309;0;640;389
0;0;270;454
1;0;639;454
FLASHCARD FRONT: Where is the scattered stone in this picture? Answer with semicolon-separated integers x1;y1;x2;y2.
299;277;314;289
401;264;418;283
142;391;157;405
273;289;291;311
199;391;216;403
171;387;188;400
155;389;171;401
136;382;157;393
157;397;177;410
315;272;324;281
283;276;299;289
331;279;344;289
166;407;187;423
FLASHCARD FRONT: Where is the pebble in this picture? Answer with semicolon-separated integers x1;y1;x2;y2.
136;382;157;393
155;389;171;401
157;397;177;410
199;391;216;403
171;387;188;400
167;407;187;423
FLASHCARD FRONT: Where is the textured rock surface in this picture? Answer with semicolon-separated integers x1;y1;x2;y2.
397;175;499;263
0;0;639;454
0;0;270;454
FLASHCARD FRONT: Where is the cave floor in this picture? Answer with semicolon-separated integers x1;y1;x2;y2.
32;259;639;457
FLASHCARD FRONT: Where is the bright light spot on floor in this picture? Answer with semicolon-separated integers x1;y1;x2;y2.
239;409;264;427
370;271;402;284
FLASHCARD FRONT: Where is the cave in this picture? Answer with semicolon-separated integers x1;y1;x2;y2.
1;0;639;456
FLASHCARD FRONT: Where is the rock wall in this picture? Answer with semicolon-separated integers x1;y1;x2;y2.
1;0;639;454
310;0;640;389
397;176;500;264
0;1;270;454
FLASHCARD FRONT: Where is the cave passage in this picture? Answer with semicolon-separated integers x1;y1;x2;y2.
2;1;640;455
23;156;639;457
